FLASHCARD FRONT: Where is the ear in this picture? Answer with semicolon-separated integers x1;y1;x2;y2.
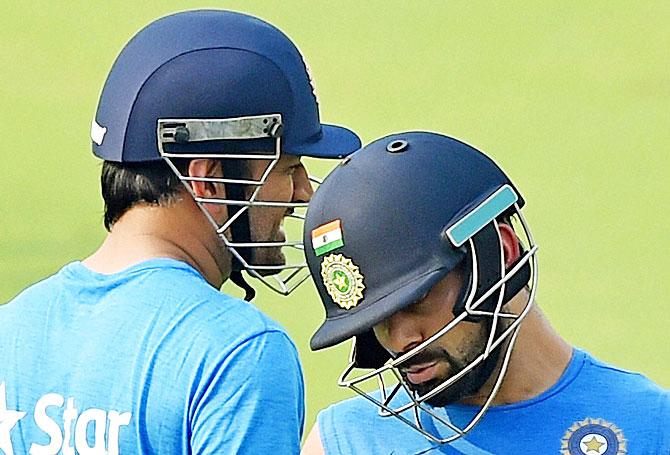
187;159;224;198
498;222;520;268
292;163;314;203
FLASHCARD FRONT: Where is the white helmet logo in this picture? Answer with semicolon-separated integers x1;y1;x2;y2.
295;48;319;105
91;119;107;146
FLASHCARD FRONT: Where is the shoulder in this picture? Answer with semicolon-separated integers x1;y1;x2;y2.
316;391;430;454
2;265;65;301
317;396;378;455
118;260;291;347
150;268;301;383
176;285;293;352
574;350;670;441
318;386;418;425
574;351;670;451
0;268;65;320
580;350;669;399
319;394;382;425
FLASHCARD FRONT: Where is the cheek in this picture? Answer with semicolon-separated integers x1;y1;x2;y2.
258;174;294;202
436;322;487;361
459;324;490;360
248;206;284;233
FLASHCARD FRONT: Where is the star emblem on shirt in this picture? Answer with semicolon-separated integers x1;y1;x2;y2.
583;435;605;452
0;382;26;455
561;417;626;455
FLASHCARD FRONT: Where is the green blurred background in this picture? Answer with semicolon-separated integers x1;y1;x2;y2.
1;0;668;434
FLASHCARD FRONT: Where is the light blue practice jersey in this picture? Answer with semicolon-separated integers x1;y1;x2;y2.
0;259;304;454
318;349;670;455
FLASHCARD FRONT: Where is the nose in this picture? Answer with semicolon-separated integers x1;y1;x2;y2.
292;164;314;203
374;309;425;356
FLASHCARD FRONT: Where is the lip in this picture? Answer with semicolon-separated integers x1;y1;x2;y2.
403;361;438;385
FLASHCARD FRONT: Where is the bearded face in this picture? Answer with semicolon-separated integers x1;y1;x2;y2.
233;155;313;275
396;318;506;407
374;268;511;407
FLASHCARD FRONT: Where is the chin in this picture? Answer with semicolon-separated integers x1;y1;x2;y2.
410;350;502;408
406;377;467;407
423;383;472;407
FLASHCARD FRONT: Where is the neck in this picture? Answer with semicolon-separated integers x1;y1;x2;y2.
83;200;231;288
463;291;573;406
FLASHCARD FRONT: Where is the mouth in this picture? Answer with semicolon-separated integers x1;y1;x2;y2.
402;361;439;385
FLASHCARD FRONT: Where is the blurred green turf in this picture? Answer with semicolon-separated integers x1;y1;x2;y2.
1;0;668;435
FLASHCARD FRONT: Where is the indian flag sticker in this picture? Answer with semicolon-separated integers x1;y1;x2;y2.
311;219;344;256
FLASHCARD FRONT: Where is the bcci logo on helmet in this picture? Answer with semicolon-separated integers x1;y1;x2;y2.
320;254;365;309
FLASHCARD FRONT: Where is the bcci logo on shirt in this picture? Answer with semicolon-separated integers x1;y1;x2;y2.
561;418;626;455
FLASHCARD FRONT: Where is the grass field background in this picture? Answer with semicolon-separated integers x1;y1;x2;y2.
2;1;668;433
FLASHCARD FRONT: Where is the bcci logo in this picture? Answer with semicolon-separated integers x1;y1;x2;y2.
321;254;365;309
561;418;626;455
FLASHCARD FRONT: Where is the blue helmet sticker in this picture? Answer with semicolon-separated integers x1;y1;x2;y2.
446;184;519;247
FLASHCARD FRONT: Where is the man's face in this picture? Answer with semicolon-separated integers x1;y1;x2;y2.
373;269;503;406
245;154;314;273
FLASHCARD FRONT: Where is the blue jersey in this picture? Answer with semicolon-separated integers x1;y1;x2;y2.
0;258;304;454
317;349;670;454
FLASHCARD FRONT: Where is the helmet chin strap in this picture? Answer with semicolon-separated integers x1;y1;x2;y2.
223;161;256;302
229;271;256;302
451;222;530;321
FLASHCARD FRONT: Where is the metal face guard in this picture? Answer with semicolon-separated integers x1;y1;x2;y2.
157;114;314;295
336;209;539;444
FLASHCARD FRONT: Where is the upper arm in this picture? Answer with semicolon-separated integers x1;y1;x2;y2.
301;424;325;455
190;330;305;454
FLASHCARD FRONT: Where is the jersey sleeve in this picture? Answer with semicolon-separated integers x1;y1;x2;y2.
656;389;670;453
189;330;305;454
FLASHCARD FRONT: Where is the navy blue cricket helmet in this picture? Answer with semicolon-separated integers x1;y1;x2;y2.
303;131;539;443
90;10;361;298
91;9;360;161
305;131;535;353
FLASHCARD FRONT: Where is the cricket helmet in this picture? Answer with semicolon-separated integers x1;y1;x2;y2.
91;10;361;296
304;131;538;443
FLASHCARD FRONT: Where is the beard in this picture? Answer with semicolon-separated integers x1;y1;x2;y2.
245;209;289;276
401;346;501;407
247;227;288;276
398;319;508;407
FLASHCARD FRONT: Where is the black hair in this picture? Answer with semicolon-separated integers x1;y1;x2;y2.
100;159;189;231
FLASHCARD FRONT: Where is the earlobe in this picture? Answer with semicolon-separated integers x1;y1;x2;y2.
498;223;521;268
